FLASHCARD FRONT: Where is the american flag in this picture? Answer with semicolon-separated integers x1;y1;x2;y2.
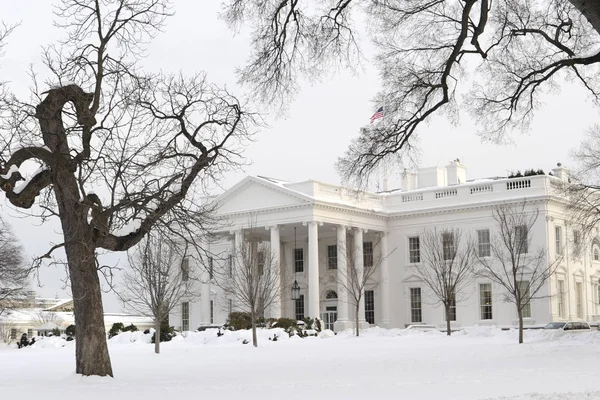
370;107;384;123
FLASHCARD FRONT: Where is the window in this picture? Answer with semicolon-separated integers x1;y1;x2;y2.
409;236;420;263
210;300;214;324
27;329;33;338
294;248;304;273
442;232;455;260
557;280;566;319
295;294;305;320
327;245;338;269
228;254;233;277
410;288;422;323
363;241;374;267
325;290;338;299
365;290;375;324
555;226;563;255
576;282;583;319
477;229;491;257
515;225;528;254
181;257;190;281
257;251;265;275
447;291;456;322
597;284;600;306
594;247;599;262
181;302;189;331
208;257;214;280
480;283;493;320
10;328;17;340
518;281;531;318
573;230;580;253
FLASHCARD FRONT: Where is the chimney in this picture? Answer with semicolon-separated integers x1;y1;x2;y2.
446;158;467;185
401;169;417;191
417;166;447;188
552;162;570;182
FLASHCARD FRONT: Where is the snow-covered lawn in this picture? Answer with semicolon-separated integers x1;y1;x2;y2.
2;327;600;400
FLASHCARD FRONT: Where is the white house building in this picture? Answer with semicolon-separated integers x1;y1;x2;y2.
171;161;600;332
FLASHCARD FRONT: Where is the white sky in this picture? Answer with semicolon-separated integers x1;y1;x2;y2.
1;0;599;312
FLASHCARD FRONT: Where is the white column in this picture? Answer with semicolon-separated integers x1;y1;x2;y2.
334;225;352;332
307;221;320;319
269;225;282;319
354;228;368;326
379;231;391;328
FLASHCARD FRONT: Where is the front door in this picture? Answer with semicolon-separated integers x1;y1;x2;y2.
321;306;337;331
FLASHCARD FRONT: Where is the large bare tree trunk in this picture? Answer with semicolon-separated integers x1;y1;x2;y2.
569;0;600;34
445;306;451;337
154;321;161;354
65;238;113;376
251;319;257;347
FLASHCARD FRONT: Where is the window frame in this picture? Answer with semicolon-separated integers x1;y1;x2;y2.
410;287;422;323
181;257;190;282
555;225;563;255
575;281;583;319
363;241;374;268
442;232;455;261
327;245;338;269
181;301;190;331
295;294;305;321
294;248;304;273
365;290;375;324
208;257;214;280
515;225;528;254
477;229;491;258
447;291;456;322
517;280;531;318
210;300;214;324
557;279;566;319
479;283;493;320
408;236;421;264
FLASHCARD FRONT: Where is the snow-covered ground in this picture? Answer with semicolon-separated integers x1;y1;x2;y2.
2;326;600;400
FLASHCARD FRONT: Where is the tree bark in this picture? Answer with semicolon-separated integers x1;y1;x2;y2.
66;237;113;376
355;306;360;337
252;320;257;347
154;321;161;354
517;307;524;344
569;0;600;35
445;305;451;337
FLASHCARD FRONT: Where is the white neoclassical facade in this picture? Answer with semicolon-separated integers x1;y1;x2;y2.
170;161;600;332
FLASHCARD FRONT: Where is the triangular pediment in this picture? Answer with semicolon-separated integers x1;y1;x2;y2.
216;177;311;214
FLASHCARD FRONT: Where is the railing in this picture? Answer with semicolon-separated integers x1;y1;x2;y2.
470;183;493;194
435;188;457;199
506;179;531;190
402;193;424;203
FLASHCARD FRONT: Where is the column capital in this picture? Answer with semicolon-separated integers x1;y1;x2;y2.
303;220;323;227
334;224;349;231
265;224;281;231
352;227;368;234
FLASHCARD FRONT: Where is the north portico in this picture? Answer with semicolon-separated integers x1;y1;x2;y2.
172;161;600;332
214;175;391;331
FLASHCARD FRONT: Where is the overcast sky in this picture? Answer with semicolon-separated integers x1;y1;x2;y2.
1;1;599;312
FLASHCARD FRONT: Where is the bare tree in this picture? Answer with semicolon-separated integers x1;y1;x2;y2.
0;1;254;376
216;228;283;347
410;228;474;336
475;201;561;344
117;232;199;354
337;232;387;337
0;319;17;344
34;310;65;328
0;217;29;316
225;1;600;185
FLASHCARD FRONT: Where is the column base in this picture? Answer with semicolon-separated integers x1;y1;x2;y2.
333;319;353;333
358;320;370;330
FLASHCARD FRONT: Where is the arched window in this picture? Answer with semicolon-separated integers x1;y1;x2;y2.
594;247;599;262
325;290;338;299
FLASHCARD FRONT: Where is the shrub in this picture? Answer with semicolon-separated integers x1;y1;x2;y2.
151;320;176;343
225;312;253;330
108;322;125;338
66;336;74;341
65;324;76;337
51;327;61;337
272;318;298;331
143;329;150;334
123;324;138;333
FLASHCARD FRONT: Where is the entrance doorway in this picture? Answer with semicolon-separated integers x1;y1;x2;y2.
322;306;337;331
